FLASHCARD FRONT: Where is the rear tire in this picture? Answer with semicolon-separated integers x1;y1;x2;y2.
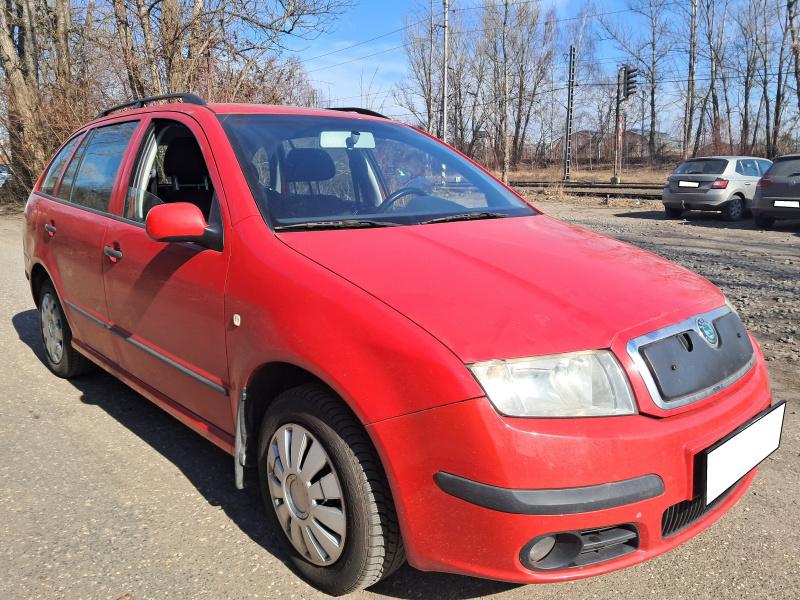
664;206;684;219
257;384;405;595
722;196;744;221
37;280;94;378
754;213;775;229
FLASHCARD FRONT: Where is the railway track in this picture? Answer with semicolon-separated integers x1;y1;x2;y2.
510;180;664;200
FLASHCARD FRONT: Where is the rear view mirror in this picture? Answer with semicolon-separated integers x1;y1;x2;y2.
145;202;221;250
320;130;376;149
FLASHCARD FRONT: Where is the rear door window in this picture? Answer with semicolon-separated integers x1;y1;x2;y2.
69;121;138;212
735;159;760;177
674;159;729;175
765;158;800;177
757;160;772;174
40;135;82;195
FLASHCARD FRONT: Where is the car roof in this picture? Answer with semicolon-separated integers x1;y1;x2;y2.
685;156;769;161
89;101;393;127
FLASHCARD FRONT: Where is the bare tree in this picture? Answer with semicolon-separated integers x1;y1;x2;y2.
0;0;348;196
682;0;698;158
600;0;675;160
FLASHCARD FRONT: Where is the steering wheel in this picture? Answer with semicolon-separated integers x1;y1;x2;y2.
376;187;427;212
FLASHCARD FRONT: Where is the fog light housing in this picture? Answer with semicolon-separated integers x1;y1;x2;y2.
520;525;639;571
520;532;582;570
527;535;557;563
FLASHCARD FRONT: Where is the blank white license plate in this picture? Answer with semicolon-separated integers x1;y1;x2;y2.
702;402;785;505
679;181;700;188
774;200;800;208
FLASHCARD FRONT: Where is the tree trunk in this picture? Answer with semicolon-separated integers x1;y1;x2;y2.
500;0;509;182
112;0;144;96
54;0;71;85
789;0;800;115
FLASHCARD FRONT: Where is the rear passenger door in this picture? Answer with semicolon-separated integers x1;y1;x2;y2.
735;159;761;201
101;115;234;433
38;121;140;363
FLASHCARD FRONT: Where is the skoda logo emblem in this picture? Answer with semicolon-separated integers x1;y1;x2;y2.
696;318;718;346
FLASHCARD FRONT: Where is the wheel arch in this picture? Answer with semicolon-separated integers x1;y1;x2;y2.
235;361;370;489
29;262;53;307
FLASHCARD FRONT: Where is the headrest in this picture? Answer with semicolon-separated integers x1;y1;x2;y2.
164;137;207;182
284;148;336;182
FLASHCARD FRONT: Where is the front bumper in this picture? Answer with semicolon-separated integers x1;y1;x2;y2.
367;353;771;583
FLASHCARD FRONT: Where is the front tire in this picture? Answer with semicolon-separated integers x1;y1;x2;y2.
722;196;744;221
38;280;94;378
258;384;404;595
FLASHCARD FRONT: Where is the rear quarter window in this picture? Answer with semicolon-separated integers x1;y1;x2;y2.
765;158;800;177
40;135;82;195
674;159;729;175
69;121;138;212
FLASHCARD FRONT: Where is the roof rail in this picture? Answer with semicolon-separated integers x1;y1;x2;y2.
96;93;207;119
328;107;389;119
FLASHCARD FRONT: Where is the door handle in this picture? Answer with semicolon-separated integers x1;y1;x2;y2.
103;245;123;262
44;223;56;237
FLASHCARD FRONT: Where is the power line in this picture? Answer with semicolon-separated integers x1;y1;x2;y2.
306;44;404;74
300;1;685;76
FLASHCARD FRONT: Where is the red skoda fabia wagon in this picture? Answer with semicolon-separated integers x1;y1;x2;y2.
23;94;785;595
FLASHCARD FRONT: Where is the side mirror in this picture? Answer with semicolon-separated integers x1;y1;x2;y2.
145;202;222;250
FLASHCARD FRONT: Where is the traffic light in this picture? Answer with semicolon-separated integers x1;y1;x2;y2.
623;64;638;99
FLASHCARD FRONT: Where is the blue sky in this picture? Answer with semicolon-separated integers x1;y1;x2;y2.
283;0;625;116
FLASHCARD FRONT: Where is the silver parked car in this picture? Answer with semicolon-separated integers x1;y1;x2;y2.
0;164;11;188
752;154;800;228
662;156;772;221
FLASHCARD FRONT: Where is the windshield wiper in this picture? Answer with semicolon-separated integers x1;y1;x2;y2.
275;219;402;231
420;211;508;225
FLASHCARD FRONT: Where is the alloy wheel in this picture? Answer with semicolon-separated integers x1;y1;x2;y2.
266;423;347;566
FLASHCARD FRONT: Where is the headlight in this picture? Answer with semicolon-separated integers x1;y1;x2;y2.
469;350;636;417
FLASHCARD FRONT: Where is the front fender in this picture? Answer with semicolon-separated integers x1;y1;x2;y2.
224;216;483;426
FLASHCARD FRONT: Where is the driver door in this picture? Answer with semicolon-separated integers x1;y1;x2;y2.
101;114;234;433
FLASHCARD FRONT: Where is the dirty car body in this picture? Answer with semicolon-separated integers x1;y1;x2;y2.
22;96;784;594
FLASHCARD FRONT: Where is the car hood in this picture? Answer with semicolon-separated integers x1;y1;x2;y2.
278;214;724;363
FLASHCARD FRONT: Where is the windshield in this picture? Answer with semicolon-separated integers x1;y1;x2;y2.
220;114;536;229
673;159;729;175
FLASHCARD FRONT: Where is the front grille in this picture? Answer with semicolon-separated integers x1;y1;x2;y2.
627;307;756;410
573;525;639;567
661;486;734;538
640;312;753;402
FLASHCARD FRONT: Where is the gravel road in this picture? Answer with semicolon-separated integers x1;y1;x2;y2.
1;205;798;600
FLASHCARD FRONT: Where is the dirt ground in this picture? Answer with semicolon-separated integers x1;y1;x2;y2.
1;205;798;600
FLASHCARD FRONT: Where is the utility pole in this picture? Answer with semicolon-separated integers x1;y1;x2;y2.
441;0;449;144
427;0;434;133
563;45;576;181
500;0;510;183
